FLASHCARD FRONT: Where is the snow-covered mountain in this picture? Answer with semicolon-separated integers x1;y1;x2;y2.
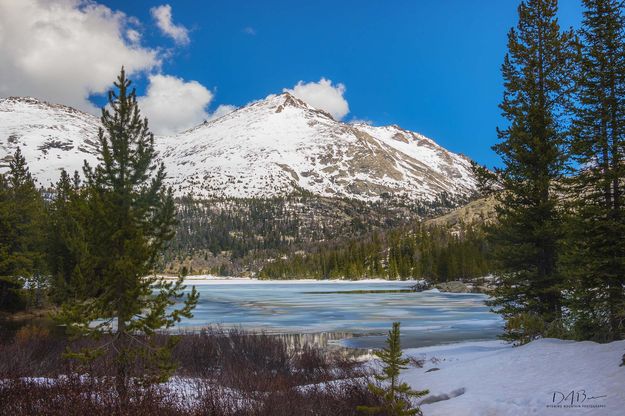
0;97;101;185
0;93;476;202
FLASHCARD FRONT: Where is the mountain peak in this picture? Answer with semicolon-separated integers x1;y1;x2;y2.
246;92;336;121
280;92;307;107
1;96;48;105
253;92;307;110
161;93;476;201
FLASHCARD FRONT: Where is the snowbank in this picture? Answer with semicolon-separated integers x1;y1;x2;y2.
402;338;625;416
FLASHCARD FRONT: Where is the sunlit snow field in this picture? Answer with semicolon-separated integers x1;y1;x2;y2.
175;279;503;349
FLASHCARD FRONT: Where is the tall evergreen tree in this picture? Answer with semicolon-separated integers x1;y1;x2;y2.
357;322;428;416
58;68;198;400
0;148;46;311
470;161;500;197
488;0;576;340
564;0;625;341
47;170;89;303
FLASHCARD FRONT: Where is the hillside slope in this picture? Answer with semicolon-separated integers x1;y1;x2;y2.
0;97;100;185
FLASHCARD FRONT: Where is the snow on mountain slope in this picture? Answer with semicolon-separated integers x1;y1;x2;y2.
0;97;100;187
0;94;476;201
161;93;476;201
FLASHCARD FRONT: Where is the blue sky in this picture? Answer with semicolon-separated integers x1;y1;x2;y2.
101;0;585;166
1;1;585;166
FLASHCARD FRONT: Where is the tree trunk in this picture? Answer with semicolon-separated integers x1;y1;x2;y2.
116;316;128;405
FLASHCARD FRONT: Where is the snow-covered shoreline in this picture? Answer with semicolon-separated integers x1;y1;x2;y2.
98;338;625;415
6;334;623;415
402;338;625;416
162;275;423;285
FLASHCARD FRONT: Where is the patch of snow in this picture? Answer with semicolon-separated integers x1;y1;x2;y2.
401;338;625;416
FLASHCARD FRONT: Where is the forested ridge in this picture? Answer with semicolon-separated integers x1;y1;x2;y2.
259;223;491;281
163;192;473;276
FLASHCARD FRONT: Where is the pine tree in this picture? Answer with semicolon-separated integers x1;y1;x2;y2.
58;68;199;401
488;0;576;341
564;0;625;341
47;170;89;303
470;161;500;197
357;322;429;416
0;148;46;311
0;171;14;310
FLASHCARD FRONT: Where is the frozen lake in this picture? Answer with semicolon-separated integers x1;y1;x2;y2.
177;279;503;349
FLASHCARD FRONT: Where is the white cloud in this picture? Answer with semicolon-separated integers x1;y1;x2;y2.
150;4;189;45
283;78;349;120
138;75;237;134
208;104;237;121
348;118;373;126
0;0;233;132
0;0;159;113
138;74;234;134
126;28;141;44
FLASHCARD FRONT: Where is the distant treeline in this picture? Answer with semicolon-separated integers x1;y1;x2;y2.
164;192;469;275
259;224;491;281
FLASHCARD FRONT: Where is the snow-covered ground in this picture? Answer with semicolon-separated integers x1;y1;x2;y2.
163;338;624;415
401;338;625;416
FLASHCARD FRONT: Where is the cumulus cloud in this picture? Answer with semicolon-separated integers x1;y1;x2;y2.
0;0;159;113
139;74;237;134
138;74;214;134
150;4;189;45
283;78;349;120
208;104;237;121
243;27;256;36
138;75;237;134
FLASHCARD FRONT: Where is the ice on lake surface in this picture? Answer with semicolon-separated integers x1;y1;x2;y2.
177;280;503;349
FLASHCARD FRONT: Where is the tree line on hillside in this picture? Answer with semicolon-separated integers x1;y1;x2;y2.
165;190;466;272
259;224;491;281
473;0;625;344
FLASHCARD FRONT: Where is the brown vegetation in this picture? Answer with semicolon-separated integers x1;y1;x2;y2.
0;326;382;415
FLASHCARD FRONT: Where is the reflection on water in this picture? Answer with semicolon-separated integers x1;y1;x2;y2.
263;331;375;360
271;331;355;350
177;281;504;349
